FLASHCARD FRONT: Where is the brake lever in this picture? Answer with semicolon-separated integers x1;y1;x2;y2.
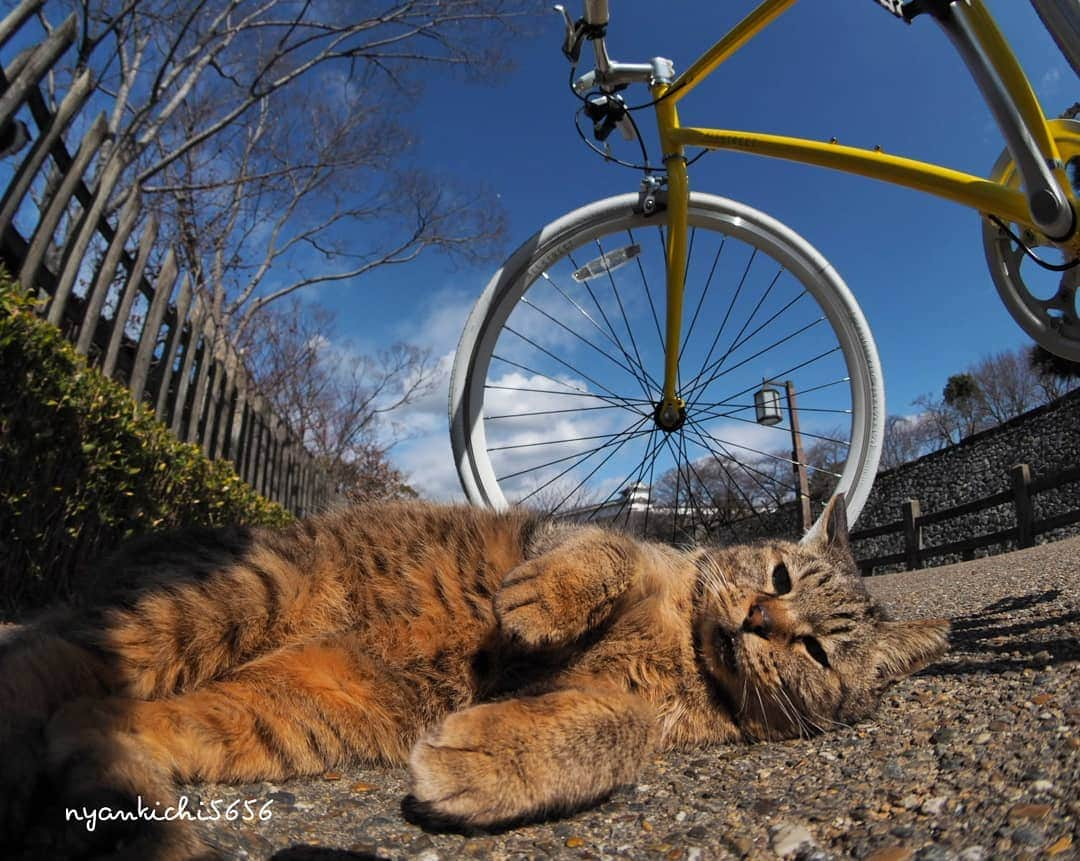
554;4;587;63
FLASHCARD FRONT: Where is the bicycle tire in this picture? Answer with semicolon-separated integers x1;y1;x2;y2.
449;192;885;537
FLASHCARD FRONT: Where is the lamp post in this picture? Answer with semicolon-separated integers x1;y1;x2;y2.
755;379;812;533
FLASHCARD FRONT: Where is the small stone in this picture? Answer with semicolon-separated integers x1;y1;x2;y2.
865;848;913;861
322;771;342;780
351;782;376;792
687;826;709;839
565;836;585;848
956;848;988;861
769;822;816;857
641;819;653;832
920;796;948;816
930;728;954;745
414;851;440;861
1008;803;1052;821
1031;780;1054;792
890;824;915;838
1031;693;1053;706
1011;825;1044;846
899;794;920;810
988;720;1010;732
914;847;951;861
973;732;991;744
1047;834;1073;855
266;790;296;807
686;850;704;861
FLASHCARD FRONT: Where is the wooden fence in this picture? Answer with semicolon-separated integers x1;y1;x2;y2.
852;463;1080;575
0;1;333;516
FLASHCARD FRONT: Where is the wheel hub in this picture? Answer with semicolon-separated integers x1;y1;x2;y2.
653;398;687;432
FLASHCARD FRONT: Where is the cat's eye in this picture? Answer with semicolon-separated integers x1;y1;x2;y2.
771;563;792;595
800;636;830;668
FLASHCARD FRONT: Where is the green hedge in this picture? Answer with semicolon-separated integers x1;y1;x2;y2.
0;275;291;615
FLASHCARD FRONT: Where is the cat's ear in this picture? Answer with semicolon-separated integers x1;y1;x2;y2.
800;494;849;553
872;618;950;683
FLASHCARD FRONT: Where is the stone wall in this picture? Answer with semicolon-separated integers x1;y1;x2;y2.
851;388;1080;572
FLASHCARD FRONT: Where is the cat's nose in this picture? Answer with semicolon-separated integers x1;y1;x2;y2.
742;602;772;638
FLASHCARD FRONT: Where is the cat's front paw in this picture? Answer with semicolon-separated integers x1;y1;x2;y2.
494;562;560;646
406;709;527;830
494;559;592;648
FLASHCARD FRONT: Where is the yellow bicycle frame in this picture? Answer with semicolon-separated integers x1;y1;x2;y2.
649;0;1078;418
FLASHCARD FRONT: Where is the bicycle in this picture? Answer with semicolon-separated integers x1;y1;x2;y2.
449;0;1079;541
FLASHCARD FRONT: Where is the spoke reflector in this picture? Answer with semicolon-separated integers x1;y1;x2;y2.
571;244;641;281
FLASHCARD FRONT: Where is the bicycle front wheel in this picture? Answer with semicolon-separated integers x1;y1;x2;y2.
450;192;885;541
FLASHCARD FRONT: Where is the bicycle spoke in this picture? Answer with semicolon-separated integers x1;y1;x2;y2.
503;327;629;403
696;354;844;412
678;422;775;526
596;236;654;398
581;424;662;525
498;417;653;485
489;429;646;453
684;247;757;396
566;250;653;397
547;417;656;515
627;228;666;354
688;319;830;406
692;410;851;447
486;403;633;421
539;271;661;392
687;418;841;478
486;383;651;403
685;289;808;403
680;233;725;364
686;419;793;509
696;402;852;417
684;267;785;403
520;295;658;392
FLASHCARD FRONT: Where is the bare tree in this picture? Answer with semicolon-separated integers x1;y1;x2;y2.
1029;344;1080;401
31;0;525;337
967;349;1043;423
244;299;434;499
879;413;936;470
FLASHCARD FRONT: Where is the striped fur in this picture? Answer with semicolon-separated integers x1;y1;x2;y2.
0;497;947;858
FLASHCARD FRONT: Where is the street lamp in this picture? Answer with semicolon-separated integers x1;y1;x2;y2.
753;383;783;426
754;379;812;533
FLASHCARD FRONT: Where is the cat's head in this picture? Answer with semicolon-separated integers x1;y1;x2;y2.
693;496;949;740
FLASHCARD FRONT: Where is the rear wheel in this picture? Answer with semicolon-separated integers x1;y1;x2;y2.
450;192;885;541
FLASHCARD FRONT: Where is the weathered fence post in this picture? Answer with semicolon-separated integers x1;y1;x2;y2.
903;498;923;571
1011;463;1034;549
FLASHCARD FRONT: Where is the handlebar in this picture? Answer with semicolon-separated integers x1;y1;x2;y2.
555;2;674;93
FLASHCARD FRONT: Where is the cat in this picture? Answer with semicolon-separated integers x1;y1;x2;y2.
0;494;948;859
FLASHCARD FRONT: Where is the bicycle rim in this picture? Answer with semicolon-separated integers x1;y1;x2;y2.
450;193;884;541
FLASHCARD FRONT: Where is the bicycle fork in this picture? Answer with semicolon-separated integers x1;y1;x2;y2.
652;85;691;433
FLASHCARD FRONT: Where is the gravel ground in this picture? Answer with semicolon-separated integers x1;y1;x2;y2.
175;536;1079;861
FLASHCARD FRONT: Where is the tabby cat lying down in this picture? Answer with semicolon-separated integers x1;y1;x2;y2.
0;495;947;859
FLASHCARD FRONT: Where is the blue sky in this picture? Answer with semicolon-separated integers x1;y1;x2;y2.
3;1;1068;502
315;0;1072;499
